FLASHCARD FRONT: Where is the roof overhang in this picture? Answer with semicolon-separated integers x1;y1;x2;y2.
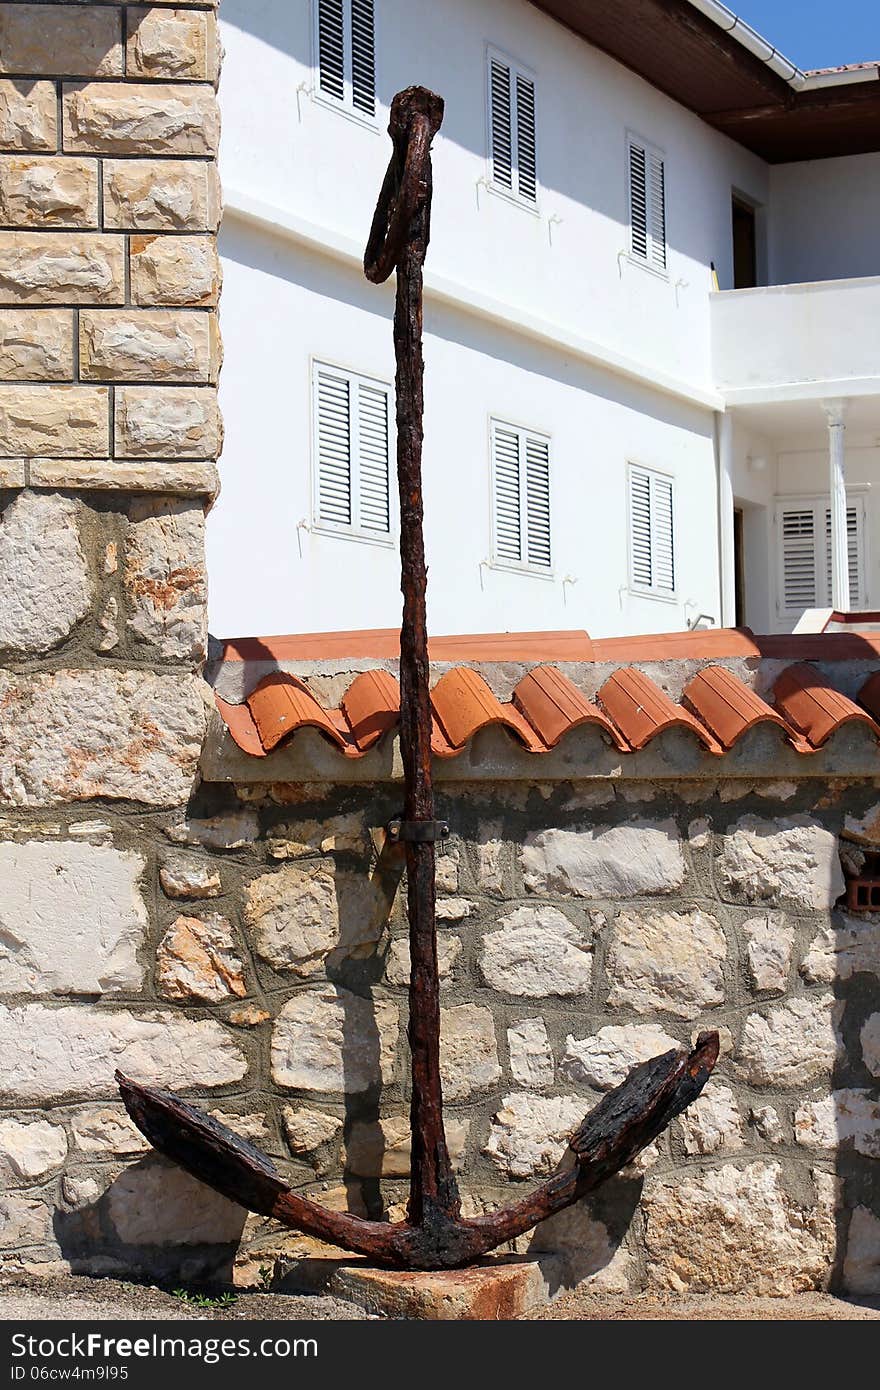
528;0;880;162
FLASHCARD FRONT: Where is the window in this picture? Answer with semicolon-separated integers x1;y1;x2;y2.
628;134;667;272
491;420;551;571
314;0;376;121
776;495;866;618
312;362;391;541
487;49;538;206
628;465;675;595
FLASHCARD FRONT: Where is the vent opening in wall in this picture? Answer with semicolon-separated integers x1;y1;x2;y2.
841;847;880;912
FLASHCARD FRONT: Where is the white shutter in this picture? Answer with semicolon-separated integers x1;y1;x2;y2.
316;0;345;103
488;51;538;204
780;507;818;612
629;136;667;270
525;434;551;567
350;0;376;116
314;364;391;538
356;380;389;533
489;57;514;193
315;368;352;527
647;147;667;270
629;467;653;588
492;421;551;570
629;143;648;261
825;505;862;607
651;473;674;590
629;466;675;593
515;72;537;203
777;495;866;617
493;424;521;561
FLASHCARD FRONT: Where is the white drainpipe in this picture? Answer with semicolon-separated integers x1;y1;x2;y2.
717;411;736;627
823;401;851;612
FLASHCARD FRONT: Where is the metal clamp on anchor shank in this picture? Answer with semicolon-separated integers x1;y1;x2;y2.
387;818;450;844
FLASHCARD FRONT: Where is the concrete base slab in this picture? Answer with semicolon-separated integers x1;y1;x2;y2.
327;1258;554;1320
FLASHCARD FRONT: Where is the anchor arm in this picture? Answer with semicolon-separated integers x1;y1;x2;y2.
116;1030;718;1270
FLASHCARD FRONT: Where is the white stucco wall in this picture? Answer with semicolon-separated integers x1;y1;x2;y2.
207;0;880;643
769;154;880;287
211;223;720;638
209;0;772;639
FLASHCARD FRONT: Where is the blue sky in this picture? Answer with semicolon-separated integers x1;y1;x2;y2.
735;1;879;70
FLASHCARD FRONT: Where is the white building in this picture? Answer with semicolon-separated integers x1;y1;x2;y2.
208;0;880;641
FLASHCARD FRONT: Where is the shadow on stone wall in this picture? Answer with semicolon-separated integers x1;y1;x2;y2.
53;1156;247;1286
832;820;880;1295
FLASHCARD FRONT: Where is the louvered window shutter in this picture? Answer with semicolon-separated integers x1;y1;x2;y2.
316;368;352;527
515;72;537;203
525;434;551;567
489;57;514;193
492;422;551;569
629;137;667;270
825;505;863;607
314;365;390;536
488;54;538;203
315;0;375;118
778;497;866;616
629;143;648;262
780;507;818;612
317;0;345;103
493;425;522;561
350;0;376;116
356;380;389;533
629;466;675;593
629;468;652;588
651;473;674;590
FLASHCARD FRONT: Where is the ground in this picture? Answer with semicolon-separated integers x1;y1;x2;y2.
1;1273;878;1321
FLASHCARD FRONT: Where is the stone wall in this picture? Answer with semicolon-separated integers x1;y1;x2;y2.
0;0;222;1277
2;765;878;1298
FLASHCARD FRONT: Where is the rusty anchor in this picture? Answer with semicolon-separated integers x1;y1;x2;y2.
117;87;719;1272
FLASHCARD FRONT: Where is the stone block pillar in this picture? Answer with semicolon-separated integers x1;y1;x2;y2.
0;1;221;797
0;3;228;1275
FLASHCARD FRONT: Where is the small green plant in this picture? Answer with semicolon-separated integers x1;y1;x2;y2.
258;1264;274;1291
171;1288;238;1309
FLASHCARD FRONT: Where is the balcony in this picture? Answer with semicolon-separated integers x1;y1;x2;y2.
710;276;880;404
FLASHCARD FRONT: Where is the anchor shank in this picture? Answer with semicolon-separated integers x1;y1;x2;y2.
387;96;458;1226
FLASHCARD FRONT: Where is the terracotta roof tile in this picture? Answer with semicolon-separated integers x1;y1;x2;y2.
592;628;761;662
214;694;266;759
596;667;722;753
341;669;400;752
756;632;880;661
221;629;593;663
773;663;880;748
857;672;880;721
513;665;626;750
430;667;546;753
247;672;350;754
683;665;798;750
211;627;880;763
